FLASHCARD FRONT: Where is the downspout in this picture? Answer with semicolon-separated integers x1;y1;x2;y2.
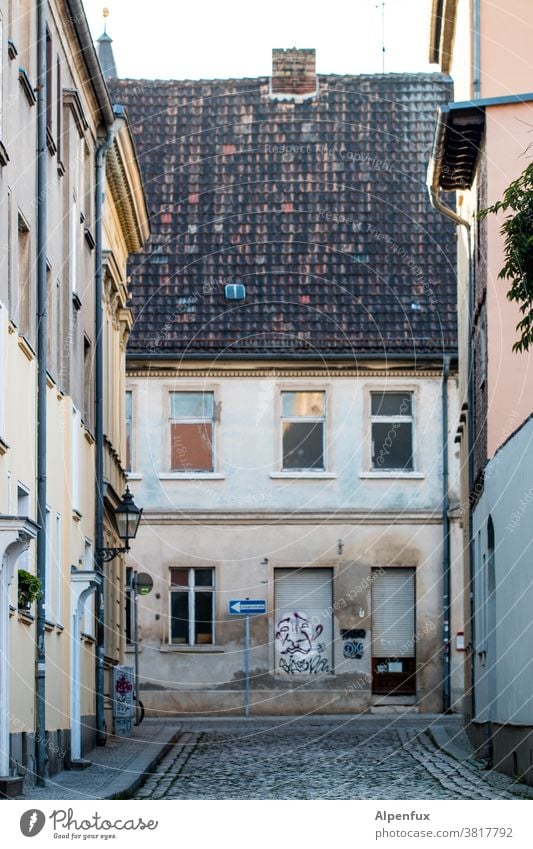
473;0;481;99
35;0;48;786
428;110;476;719
94;124;115;746
442;355;451;712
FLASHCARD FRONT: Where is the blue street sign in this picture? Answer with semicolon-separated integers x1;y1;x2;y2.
229;599;267;615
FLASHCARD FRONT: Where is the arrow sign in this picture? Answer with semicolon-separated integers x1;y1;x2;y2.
229;599;267;615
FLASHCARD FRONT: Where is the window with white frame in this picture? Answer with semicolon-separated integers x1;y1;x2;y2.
169;567;215;645
55;513;62;624
370;391;414;471
169;392;215;473
281;391;325;471
71;407;81;513
70;198;79;298
125;389;133;472
45;508;52;620
83;539;94;637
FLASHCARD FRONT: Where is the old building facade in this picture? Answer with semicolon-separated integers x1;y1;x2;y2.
0;0;148;792
428;0;533;781
115;51;465;717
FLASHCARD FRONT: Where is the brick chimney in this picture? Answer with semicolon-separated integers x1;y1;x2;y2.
270;48;318;101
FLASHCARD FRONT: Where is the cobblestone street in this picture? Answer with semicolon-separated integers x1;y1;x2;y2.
133;716;533;801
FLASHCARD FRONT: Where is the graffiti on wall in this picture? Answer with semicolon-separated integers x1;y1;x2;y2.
275;610;331;675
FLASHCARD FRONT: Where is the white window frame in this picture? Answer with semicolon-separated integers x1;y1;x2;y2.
70;197;79;298
168;567;216;646
366;388;418;475
279;390;327;472
71;406;81;515
55;512;62;625
125;388;134;473
45;507;52;621
82;539;94;637
168;391;216;474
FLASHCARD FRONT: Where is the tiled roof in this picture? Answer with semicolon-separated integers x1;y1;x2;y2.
110;73;457;358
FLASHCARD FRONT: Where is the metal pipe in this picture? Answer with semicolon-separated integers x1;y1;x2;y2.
35;0;48;787
427;116;476;722
442;354;451;712
473;0;481;99
94;124;115;746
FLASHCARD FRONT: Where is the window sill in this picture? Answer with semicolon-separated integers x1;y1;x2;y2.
18;67;37;106
359;472;425;480
18;335;36;361
0;436;9;456
158;473;225;481
72;509;82;522
160;645;224;653
270;472;336;480
18;609;35;625
127;472;143;480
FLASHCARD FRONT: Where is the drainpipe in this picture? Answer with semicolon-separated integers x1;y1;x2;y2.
428;112;476;721
442;355;451;712
473;0;481;99
35;0;48;787
94;124;115;746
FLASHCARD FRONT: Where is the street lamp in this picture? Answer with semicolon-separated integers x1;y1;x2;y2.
96;487;143;564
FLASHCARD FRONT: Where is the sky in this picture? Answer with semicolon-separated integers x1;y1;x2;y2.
84;0;437;81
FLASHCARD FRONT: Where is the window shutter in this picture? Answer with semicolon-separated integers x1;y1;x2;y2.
274;568;333;674
371;568;415;658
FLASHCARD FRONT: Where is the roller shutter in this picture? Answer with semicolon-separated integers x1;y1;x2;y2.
274;568;333;675
371;568;415;658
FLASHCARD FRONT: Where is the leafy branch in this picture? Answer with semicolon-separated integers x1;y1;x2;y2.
479;162;533;352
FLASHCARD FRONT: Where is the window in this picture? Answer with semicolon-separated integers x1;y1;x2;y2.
71;407;81;514
45;507;52;620
169;567;215;645
169;392;215;472
18;213;32;339
370;391;414;471
45;28;53;135
83;539;94;637
125;390;133;472
70;199;78;297
281;391;325;471
125;567;134;645
83;334;93;429
55;513;62;624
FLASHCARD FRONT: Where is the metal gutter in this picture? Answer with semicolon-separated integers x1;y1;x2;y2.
427;108;471;228
127;351;458;363
34;0;47;788
442;354;451;712
427;107;477;724
473;0;481;99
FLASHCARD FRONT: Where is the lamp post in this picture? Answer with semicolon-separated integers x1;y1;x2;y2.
94;487;142;743
96;487;143;564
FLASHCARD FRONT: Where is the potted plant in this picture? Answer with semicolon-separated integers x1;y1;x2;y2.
17;569;42;610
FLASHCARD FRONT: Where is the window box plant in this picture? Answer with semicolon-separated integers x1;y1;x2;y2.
17;569;42;610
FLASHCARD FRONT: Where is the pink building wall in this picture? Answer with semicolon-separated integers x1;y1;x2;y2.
485;105;533;455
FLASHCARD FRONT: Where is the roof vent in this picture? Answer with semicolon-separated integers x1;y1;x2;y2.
270;48;318;102
225;283;246;301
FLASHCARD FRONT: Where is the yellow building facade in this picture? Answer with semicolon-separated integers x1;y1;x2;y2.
0;0;148;795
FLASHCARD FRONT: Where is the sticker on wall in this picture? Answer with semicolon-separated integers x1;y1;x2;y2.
275;610;331;675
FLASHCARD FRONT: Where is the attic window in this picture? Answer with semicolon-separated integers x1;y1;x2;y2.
225;284;246;301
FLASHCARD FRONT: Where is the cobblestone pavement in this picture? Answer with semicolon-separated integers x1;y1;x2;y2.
133;715;533;801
